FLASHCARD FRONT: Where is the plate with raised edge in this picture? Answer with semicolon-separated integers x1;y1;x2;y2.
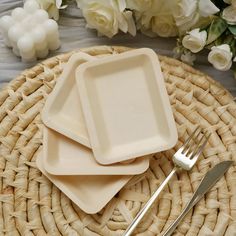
36;150;132;214
42;52;95;148
42;126;150;175
76;48;178;164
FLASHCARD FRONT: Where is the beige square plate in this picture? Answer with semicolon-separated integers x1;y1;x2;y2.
36;151;131;214
76;48;178;164
43;127;150;175
42;52;94;148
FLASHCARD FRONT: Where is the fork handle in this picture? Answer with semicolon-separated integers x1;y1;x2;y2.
123;167;178;236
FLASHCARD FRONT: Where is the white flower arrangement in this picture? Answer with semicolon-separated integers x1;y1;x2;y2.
26;0;236;76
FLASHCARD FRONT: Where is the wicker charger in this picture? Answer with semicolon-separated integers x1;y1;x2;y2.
0;45;235;236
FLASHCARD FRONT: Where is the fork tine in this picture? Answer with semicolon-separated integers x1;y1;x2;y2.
191;133;211;161
185;130;203;156
183;126;200;146
182;126;201;154
188;133;205;158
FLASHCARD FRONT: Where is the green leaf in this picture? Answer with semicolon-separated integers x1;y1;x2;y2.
214;34;224;46
230;39;236;56
206;17;228;44
228;25;236;35
224;33;234;44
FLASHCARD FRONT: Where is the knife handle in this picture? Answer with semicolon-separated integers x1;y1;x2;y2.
162;194;198;236
163;161;233;236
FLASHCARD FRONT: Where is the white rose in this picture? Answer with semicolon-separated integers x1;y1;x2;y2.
173;0;219;34
182;28;207;53
222;5;236;24
198;0;219;17
133;0;178;36
81;1;136;38
133;0;165;32
173;0;198;33
126;0;153;12
151;14;178;37
82;2;119;38
208;44;233;71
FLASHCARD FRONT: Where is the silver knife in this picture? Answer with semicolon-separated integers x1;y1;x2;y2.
163;160;233;236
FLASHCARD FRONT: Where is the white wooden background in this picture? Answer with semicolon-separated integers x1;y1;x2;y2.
1;0;236;96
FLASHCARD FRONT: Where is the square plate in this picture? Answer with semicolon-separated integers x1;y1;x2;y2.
42;52;95;148
43;126;150;175
36;151;131;214
76;48;178;164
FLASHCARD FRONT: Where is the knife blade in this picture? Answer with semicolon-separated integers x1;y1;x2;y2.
163;160;233;236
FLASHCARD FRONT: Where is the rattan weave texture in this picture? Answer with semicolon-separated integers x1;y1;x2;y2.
0;46;235;236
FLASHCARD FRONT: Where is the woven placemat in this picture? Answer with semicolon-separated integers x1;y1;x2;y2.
0;45;235;236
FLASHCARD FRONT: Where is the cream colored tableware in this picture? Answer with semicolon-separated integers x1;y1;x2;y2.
36;151;132;214
42;52;94;148
76;48;178;164
43;127;150;175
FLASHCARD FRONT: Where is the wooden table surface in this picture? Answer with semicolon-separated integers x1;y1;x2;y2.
1;0;236;96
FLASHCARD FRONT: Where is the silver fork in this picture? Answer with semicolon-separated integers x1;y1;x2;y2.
123;126;210;236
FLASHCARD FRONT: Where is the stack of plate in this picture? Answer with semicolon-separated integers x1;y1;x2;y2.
37;48;178;214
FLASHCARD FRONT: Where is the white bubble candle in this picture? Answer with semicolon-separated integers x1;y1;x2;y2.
0;0;60;62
